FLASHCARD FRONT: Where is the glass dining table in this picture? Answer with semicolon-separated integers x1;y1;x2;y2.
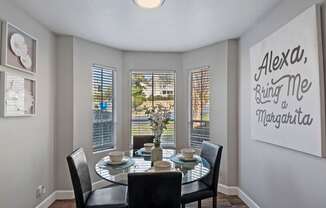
95;149;211;185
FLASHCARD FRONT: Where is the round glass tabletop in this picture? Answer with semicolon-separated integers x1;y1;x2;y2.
95;149;211;186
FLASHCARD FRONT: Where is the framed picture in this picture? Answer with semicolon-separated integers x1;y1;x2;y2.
1;21;37;74
0;71;36;117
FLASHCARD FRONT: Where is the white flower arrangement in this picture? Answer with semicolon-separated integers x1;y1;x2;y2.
145;104;172;146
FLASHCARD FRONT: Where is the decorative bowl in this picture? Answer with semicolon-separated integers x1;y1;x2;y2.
181;148;196;160
154;160;171;171
144;143;154;152
108;151;124;162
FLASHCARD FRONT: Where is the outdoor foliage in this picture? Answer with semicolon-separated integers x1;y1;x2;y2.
132;75;147;110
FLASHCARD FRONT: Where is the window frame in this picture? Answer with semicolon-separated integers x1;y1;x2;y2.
92;64;117;153
129;70;177;148
188;66;210;149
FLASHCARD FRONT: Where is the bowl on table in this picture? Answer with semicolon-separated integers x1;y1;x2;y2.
181;148;196;160
144;143;154;153
108;151;124;163
154;161;172;171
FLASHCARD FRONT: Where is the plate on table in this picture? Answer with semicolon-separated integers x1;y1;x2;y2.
143;148;151;154
136;148;151;156
146;167;178;173
178;154;200;162
176;154;201;162
103;156;129;165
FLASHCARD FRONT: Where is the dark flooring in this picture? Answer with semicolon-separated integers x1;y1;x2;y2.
49;193;248;208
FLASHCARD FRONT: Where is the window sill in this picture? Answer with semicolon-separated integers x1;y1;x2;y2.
93;147;117;155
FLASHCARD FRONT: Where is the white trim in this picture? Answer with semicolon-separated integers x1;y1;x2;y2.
238;189;261;208
55;190;74;200
35;181;109;208
34;190;74;208
218;183;239;195
218;184;261;208
34;192;56;208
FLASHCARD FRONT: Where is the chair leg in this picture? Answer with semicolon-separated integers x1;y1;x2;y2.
213;196;217;208
198;200;201;208
181;203;186;208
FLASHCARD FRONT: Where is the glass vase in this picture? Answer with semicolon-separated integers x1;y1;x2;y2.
151;137;162;165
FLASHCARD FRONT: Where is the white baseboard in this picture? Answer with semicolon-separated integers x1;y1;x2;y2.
35;190;74;208
36;182;260;208
55;190;74;200
34;180;107;208
218;184;239;195
218;184;260;208
35;192;56;208
238;188;261;208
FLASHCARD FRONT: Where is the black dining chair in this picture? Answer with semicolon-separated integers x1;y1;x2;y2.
66;148;128;208
181;142;223;208
132;135;154;155
128;172;182;208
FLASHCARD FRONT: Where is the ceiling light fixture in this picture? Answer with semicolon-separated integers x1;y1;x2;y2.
133;0;165;9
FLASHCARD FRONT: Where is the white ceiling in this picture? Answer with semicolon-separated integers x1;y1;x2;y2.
12;0;281;52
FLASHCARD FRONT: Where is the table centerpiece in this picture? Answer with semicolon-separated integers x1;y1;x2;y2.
145;104;172;163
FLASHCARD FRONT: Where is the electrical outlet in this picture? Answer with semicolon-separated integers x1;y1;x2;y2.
36;185;45;198
41;186;46;195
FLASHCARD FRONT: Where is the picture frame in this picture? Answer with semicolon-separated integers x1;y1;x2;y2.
1;21;37;74
0;71;36;117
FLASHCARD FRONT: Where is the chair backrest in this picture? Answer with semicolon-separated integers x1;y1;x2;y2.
66;148;92;208
133;135;154;151
128;172;182;208
200;141;223;194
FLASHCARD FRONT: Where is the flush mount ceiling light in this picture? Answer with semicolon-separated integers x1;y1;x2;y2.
133;0;165;9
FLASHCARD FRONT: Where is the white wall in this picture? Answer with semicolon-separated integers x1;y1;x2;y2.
182;40;238;186
239;0;326;207
0;0;56;207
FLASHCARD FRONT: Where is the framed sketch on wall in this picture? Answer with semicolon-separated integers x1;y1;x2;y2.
1;21;37;74
250;5;326;157
0;71;36;117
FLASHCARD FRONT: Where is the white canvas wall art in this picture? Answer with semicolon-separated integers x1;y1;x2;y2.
250;5;325;157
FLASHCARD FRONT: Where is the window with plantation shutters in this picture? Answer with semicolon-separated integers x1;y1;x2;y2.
190;68;210;149
131;72;176;147
92;65;114;152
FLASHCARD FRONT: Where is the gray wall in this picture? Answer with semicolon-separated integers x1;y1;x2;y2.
182;40;239;186
73;37;123;183
54;37;124;189
0;0;56;207
238;0;326;207
55;36;74;190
